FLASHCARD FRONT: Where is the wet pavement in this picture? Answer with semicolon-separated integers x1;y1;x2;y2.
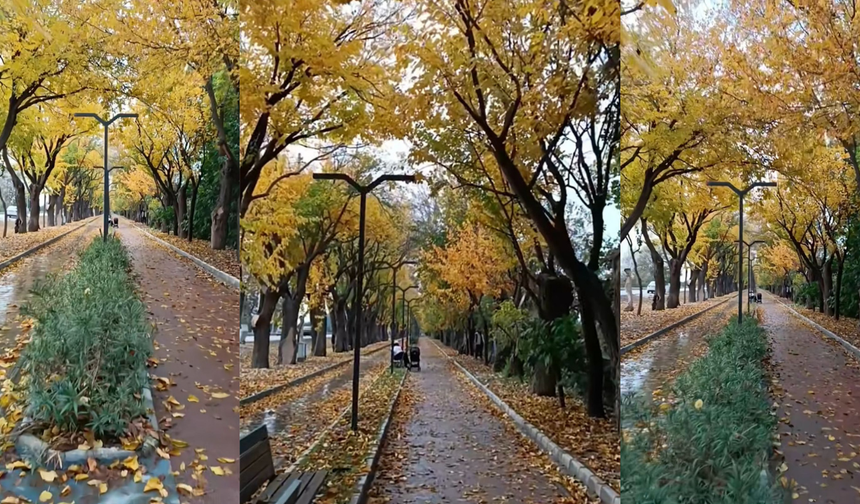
369;338;572;504
0;218;99;347
0;219;182;503
763;294;860;503
621;299;736;402
118;220;239;504
240;348;389;436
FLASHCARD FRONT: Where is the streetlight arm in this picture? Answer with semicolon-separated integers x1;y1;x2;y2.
706;181;740;193
106;113;139;126
367;174;416;192
74;113;105;125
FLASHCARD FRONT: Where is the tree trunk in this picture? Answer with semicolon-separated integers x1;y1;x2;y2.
822;257;833;316
334;298;349;352
252;289;280;368
27;183;41;232
642;219;665;310
666;258;683;308
314;309;327;356
176;183;188;238
278;297;299;365
47;195;56;227
188;181;199;242
835;256;845;320
688;267;700;302
532;361;556;396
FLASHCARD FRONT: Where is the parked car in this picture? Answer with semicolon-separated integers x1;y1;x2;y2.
646;281;656;294
5;206;17;219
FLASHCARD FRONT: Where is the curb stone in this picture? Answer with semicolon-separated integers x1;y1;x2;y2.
429;338;620;504
770;294;860;361
348;370;407;504
130;222;239;290
240;344;388;406
621;296;731;355
0;218;96;272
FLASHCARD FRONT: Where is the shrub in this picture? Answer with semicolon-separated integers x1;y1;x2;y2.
21;236;152;439
621;319;783;504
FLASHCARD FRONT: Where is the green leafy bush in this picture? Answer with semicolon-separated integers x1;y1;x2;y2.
21;236;152;439
621;319;782;504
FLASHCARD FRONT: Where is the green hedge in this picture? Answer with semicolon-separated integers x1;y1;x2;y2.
21;236;152;438
621;319;783;504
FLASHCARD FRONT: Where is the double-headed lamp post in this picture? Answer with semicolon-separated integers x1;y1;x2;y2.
382;259;417;374
74;113;138;241
736;239;765;314
398;284;418;350
313;172;416;431
707;181;776;323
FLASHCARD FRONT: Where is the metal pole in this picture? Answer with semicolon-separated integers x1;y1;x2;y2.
103;125;109;241
351;191;367;431
737;196;744;323
390;264;396;374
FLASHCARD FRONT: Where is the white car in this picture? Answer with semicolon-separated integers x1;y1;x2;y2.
5;206;17;219
646;281;656;294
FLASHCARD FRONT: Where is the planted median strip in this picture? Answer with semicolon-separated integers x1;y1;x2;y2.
622;318;782;503
0;235;208;502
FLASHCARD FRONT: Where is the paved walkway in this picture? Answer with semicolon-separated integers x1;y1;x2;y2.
119;221;239;504
762;294;860;503
369;338;572;503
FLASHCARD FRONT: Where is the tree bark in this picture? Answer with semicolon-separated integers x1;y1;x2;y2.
642;219;665;310
176;183;188;238
251;289;280;368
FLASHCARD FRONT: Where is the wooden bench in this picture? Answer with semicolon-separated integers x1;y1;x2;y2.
240;425;328;504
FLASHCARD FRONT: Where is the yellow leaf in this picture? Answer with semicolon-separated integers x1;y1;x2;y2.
210;466;225;476
144;477;164;493
177;483;194;494
188;395;199;403
211;392;230;399
217;457;236;464
39;469;57;482
694;399;704;410
39;491;52;502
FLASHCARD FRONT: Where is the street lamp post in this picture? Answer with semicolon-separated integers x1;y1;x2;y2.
398;284;418;350
313;172;416;431
383;259;417;374
707;181;776;323
736;239;765;314
74;113;138;241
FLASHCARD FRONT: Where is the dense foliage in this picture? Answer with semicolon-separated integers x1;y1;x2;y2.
21;236;152;438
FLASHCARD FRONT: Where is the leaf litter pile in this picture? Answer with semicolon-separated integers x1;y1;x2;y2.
621;295;728;347
240;341;388;398
295;369;406;504
134;224;240;279
0;219;93;263
248;358;389;468
451;351;620;493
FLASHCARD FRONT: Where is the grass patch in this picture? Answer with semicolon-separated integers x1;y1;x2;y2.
621;318;783;504
298;368;405;503
20;235;152;439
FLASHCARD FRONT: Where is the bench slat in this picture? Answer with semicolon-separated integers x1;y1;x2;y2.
295;471;328;504
241;442;275;503
259;472;301;503
272;480;301;504
240;424;269;453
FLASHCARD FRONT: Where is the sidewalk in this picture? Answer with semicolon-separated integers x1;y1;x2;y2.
118;224;239;504
762;296;860;502
369;338;585;503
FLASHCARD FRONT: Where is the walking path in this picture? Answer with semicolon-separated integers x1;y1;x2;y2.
621;299;736;401
369;338;578;503
762;294;860;503
119;222;239;504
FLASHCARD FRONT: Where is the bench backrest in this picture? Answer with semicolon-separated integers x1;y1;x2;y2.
240;424;276;503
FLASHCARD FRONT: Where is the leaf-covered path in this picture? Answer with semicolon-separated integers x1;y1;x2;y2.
119;222;239;503
621;298;736;402
240;345;389;468
369;338;584;504
762;293;860;503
